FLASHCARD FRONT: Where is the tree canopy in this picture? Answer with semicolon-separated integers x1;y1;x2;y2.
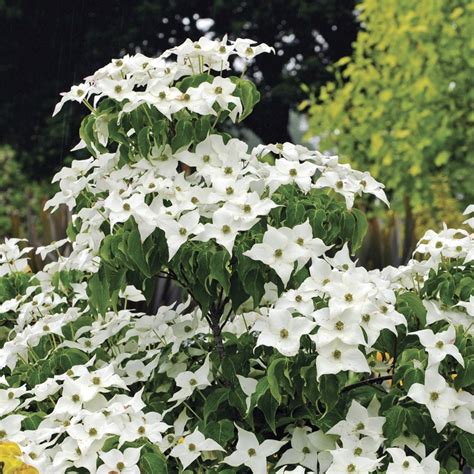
304;0;474;220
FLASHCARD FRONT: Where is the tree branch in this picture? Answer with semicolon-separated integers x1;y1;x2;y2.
340;375;392;394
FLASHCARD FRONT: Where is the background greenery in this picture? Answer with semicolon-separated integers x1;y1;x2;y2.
304;0;473;231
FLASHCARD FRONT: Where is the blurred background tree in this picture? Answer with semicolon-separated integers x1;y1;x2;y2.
0;0;356;180
304;0;474;240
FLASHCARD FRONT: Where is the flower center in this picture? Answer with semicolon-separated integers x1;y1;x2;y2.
159;91;166;100
354;447;362;456
138;426;146;435
333;350;342;360
226;186;234;195
247;448;256;456
435;340;444;349
335;321;344;331
136;370;144;378
202;154;210;163
336;180;344;189
295;295;302;302
224;166;233;175
214;86;223;94
356;422;365;430
344;293;353;302
179;227;187;236
347;464;356;472
188;443;196;451
117;462;125;470
92;376;101;385
280;328;289;339
114;85;123;94
302;446;311;454
89;427;98;436
274;248;283;258
122;203;131;211
403;461;410;469
430;392;439;401
222;225;231;234
243;204;252;213
72;394;80;403
289;168;298;177
189;378;198;386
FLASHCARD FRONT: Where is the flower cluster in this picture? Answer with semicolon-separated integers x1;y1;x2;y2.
0;36;472;473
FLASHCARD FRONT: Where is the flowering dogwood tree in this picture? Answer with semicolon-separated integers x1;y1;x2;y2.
0;36;473;473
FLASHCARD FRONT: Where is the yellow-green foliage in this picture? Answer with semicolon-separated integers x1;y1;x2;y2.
304;0;474;215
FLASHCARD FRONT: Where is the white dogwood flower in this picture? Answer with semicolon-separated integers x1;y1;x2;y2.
244;226;304;286
223;425;286;474
169;355;211;403
275;427;335;471
316;340;370;379
386;447;439;474
327;399;385;444
97;447;141;474
253;309;316;357
411;325;464;367
407;368;463;432
169;429;224;469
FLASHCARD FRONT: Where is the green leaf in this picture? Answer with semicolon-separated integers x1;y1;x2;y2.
396;292;427;326
203;419;234;446
457;431;474;467
171;119;194;152
140;452;168;474
87;271;110;315
204;388;229;423
127;225;151;277
351;208;368;251
267;358;284;403
455;356;474;389
233;78;261;122
258;389;279;433
241;268;265;308
56;348;90;372
319;374;339;409
195;115;212;142
300;365;319;405
403;367;424;390
383;405;407;442
267;358;293;403
177;73;213;92
209;251;231;294
22;413;44;430
137;126;152;158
